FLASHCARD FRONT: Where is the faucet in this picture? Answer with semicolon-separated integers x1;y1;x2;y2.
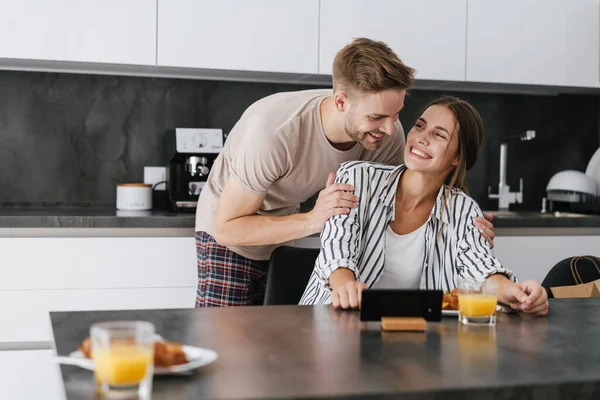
488;130;536;211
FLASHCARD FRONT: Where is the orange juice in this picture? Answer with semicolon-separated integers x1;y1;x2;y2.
458;294;497;317
93;345;153;385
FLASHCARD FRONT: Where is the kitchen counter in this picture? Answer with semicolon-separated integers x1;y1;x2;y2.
485;210;600;236
50;299;600;399
485;210;600;228
0;207;195;229
0;208;599;234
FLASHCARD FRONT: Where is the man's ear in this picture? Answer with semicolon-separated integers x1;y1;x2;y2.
333;91;349;112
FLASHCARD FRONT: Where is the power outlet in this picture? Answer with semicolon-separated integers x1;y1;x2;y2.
144;166;166;190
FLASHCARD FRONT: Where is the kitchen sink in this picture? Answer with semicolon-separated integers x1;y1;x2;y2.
484;211;588;218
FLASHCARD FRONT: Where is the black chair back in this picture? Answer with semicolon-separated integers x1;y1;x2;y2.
264;246;320;305
541;255;600;298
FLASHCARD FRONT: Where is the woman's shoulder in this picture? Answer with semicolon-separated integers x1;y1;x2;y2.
336;162;403;202
337;161;402;176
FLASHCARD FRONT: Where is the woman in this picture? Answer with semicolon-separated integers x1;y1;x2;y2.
299;96;548;316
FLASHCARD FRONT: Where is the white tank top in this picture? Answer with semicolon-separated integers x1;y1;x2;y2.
373;222;427;289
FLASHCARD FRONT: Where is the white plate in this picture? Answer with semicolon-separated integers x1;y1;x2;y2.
66;345;218;375
442;309;459;317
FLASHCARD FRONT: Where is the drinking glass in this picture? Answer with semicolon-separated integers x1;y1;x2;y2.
91;321;155;399
457;277;498;326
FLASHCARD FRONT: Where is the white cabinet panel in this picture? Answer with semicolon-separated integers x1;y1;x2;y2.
0;237;196;290
0;350;65;400
297;234;600;285
0;287;196;344
0;0;156;65
0;236;197;345
467;0;599;87
319;0;467;81
565;0;600;87
493;236;600;283
467;0;564;86
158;0;319;74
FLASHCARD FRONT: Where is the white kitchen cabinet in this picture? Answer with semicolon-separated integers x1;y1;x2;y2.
296;233;600;286
0;0;156;65
466;0;599;87
0;236;197;346
319;0;467;81
158;0;319;74
0;350;65;400
493;235;600;283
565;0;600;88
0;237;196;290
0;287;195;344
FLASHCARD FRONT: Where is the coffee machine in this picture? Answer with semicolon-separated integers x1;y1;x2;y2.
165;128;224;213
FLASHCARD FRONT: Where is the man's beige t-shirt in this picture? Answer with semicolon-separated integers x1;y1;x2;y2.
195;89;405;260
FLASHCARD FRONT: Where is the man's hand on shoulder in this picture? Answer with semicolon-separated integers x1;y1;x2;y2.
475;213;495;248
307;173;359;234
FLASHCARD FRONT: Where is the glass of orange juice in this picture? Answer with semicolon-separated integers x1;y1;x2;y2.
91;321;155;399
457;277;498;326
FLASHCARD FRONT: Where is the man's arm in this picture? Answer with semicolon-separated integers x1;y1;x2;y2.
212;173;359;247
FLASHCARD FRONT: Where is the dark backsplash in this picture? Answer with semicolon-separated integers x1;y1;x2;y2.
400;90;600;211
0;70;598;211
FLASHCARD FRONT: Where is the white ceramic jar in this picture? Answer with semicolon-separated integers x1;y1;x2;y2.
116;183;153;211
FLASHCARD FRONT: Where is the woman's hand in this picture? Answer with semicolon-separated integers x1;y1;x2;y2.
331;281;368;309
492;275;549;316
328;268;367;309
516;280;549;316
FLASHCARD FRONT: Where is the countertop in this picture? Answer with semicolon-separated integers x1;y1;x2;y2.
51;299;600;399
0;207;195;229
0;207;599;231
484;210;600;228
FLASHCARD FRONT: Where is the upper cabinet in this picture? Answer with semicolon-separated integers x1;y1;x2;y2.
0;1;597;90
319;0;467;81
0;0;156;65
157;0;319;74
564;0;600;87
466;0;599;87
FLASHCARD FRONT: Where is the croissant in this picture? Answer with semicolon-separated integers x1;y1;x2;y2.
77;337;188;367
442;288;459;310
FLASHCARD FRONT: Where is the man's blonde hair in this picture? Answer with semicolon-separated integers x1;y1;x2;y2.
332;38;415;95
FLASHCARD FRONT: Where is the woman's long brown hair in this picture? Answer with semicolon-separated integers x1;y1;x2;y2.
414;97;484;243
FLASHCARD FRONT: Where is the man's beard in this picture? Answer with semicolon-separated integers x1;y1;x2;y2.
344;114;382;151
344;117;365;143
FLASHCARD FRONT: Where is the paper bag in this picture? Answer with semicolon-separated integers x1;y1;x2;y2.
551;278;600;298
550;256;600;298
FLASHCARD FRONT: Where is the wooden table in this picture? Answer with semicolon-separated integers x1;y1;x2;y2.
51;299;600;399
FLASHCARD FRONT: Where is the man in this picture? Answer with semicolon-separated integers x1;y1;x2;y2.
194;38;495;307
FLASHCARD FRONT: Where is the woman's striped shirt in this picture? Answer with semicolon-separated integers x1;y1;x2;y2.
299;161;517;305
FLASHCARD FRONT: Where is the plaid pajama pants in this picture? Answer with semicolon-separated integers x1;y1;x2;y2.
195;231;269;307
